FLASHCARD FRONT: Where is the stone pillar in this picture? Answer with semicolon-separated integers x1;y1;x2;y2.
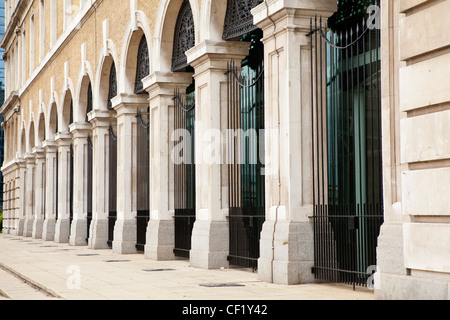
32;147;45;239
69;122;91;246
23;153;36;237
16;158;26;236
110;94;148;254
88;110;113;249
251;0;337;284
42;140;58;241
185;41;250;269
142;72;193;260
54;132;72;243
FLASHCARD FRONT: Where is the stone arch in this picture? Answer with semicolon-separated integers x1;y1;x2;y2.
153;0;200;72
20;127;26;156
120;12;152;94
36;111;46;147
75;61;95;123
201;0;228;42
77;74;94;123
47;101;58;140
27;120;35;153
94;40;120;111
59;89;74;132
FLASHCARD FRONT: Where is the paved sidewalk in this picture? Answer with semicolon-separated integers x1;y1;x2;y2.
0;234;374;300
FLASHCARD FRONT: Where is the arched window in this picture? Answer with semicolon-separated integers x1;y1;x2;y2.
107;62;117;110
222;0;263;40
171;0;195;72
134;36;149;94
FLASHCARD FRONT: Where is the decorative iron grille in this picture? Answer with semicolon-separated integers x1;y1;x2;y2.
134;36;150;94
172;0;195;72
222;0;263;40
107;62;117;110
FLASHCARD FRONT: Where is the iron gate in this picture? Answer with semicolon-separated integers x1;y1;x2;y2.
173;86;196;258
108;124;117;248
309;16;383;287
226;57;265;270
87;135;93;242
69;143;74;226
136;110;150;251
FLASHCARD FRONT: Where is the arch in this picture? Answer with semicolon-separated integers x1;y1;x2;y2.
20;128;26;156
75;60;95;123
201;0;227;42
119;11;152;94
59;89;74;132
153;0;200;72
36;111;46;146
94;40;120;111
47;101;58;140
27;121;35;153
77;74;94;123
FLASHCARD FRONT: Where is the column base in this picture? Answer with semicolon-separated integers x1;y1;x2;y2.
23;217;34;237
88;218;109;249
190;220;229;269
54;218;70;243
112;219;137;254
17;217;25;236
258;219;315;285
32;218;44;239
144;219;176;261
42;218;56;241
70;218;88;246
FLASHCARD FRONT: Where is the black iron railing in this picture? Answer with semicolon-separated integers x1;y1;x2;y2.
309;11;383;288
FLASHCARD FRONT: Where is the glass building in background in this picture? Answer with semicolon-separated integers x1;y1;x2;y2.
0;0;5;211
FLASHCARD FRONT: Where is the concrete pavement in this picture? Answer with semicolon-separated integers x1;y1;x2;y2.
0;234;374;300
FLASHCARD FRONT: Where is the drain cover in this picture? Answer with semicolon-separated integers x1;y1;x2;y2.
77;254;100;257
199;283;245;288
142;268;175;272
104;260;131;263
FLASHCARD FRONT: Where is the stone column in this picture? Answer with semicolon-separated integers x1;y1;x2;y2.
87;110;113;249
251;0;337;284
142;72;193;260
185;41;250;269
32;147;45;239
42;140;58;241
69;122;91;246
111;94;148;254
23;153;36;237
54;132;72;243
16;158;26;236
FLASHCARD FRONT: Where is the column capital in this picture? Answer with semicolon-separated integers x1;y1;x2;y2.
88;109;115;129
23;152;36;164
143;71;194;99
69;121;92;138
251;0;337;33
186;40;250;73
42;140;58;152
55;132;73;147
32;147;46;159
111;93;149;117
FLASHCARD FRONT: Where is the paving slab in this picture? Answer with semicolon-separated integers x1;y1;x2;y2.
0;234;374;301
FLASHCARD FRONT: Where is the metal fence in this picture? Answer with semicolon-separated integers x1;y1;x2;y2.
309;14;383;288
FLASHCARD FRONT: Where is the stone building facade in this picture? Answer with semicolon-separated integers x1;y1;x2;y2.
0;0;448;300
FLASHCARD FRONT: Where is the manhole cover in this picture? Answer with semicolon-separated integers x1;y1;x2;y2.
142;268;176;272
199;283;245;288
